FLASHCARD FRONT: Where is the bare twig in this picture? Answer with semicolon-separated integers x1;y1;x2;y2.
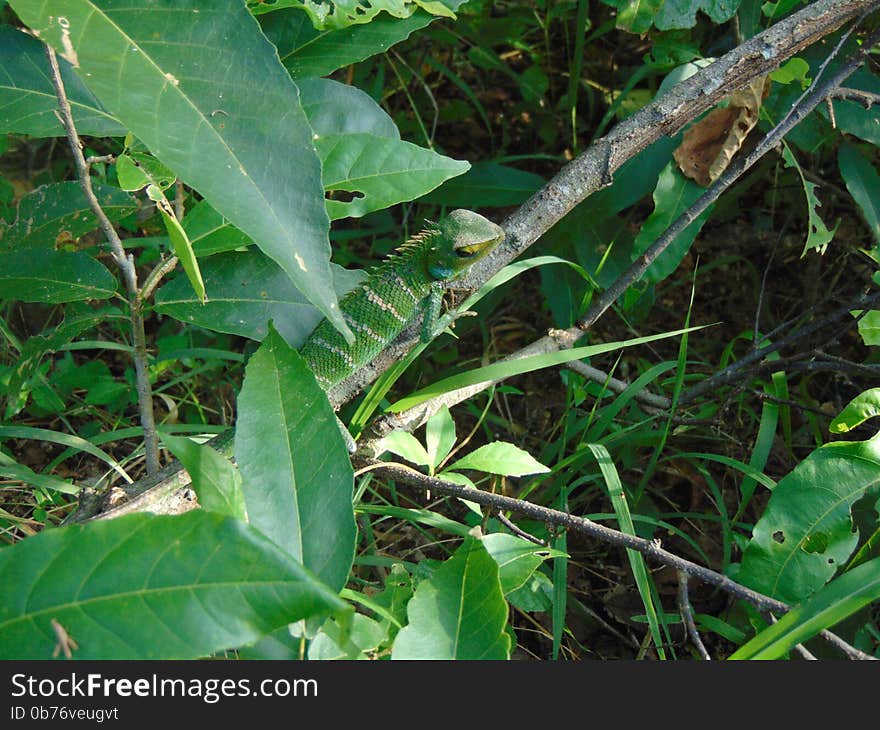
363;458;875;660
45;45;160;475
677;571;711;660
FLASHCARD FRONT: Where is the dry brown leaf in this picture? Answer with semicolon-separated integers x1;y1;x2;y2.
673;76;772;186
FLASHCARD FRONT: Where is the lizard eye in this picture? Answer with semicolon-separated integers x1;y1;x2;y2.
456;244;480;258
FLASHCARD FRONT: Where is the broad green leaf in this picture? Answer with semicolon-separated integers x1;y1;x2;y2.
852;310;880;347
632;162;713;284
0;511;346;659
729;556;880;660
830;388;880;434
425;405;456;471
160;432;245;521
506;570;553;612
392;534;511;659
185;200;253;257
249;0;454;30
0;249;116;303
446;442;549;477
838;143;880;245
370;563;413;640
115;152;176;192
299;78;399;138
318;133;469;220
655;0;741;30
11;0;352;342
482;533;563;596
781;142;837;255
265;6;446;79
736;432;880;604
420;162;546;208
308;613;385;659
235;327;356;592
603;0;664;33
378;430;431;468
153;249;363;348
0;182;135;250
389;326;704;411
769;57;811;87
0;25;126;137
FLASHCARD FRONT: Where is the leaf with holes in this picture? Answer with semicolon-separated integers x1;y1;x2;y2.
0;182;135;250
734;432;880;604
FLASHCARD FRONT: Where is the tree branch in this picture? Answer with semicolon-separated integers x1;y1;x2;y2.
45;45;160;475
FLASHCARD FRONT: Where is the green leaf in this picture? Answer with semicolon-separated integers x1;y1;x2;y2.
770;57;811;87
10;0;352;342
153;249;363;348
446;442;549;477
632;162;713;284
0;462;77;495
265;6;446;79
481;533;563;596
425;405;456;471
160;432;245;521
586;442;666;657
3;306;126;418
0;425;129;483
735;432;880;604
0;511;346;659
0;25;126;137
146;185;206;303
830;388;880;434
318;133;469;220
852;310;880;347
0;182;135;250
420;162;546;208
299;78;399;138
185;200;253;257
780;142;837;255
391;534;511;659
838;143;880;245
234;326;356;592
0;250;116;303
378;430;431;468
729;556;880;660
115;152;176;192
308;613;385;659
250;0;454;30
388;326;704;412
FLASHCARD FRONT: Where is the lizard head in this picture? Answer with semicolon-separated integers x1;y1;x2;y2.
427;209;505;281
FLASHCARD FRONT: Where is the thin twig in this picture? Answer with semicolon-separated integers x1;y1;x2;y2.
361;458;876;660
677;571;711;660
45;45;160;475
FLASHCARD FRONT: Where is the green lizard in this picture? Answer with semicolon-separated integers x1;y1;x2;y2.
300;208;504;394
65;209;504;522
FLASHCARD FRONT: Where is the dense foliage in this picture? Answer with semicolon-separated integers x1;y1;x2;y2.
1;0;879;660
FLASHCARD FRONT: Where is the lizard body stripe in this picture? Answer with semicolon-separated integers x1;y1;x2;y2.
366;288;407;324
344;313;384;344
393;273;420;304
311;337;356;368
